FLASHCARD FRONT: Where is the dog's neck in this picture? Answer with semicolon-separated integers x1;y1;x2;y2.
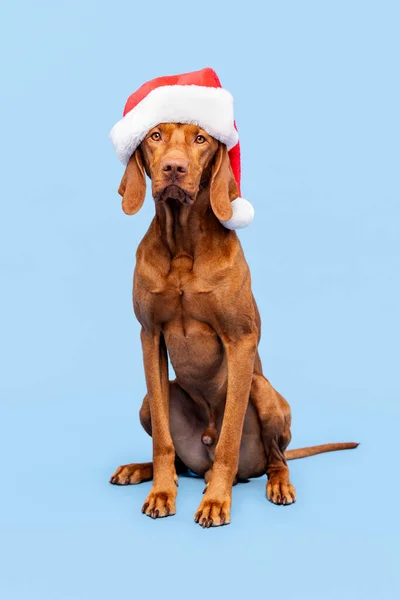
155;185;223;259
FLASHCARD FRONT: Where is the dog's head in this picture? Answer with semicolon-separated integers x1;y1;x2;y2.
118;123;238;223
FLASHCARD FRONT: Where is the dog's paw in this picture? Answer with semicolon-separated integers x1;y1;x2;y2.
109;463;152;485
194;496;231;528
266;479;296;505
142;487;177;519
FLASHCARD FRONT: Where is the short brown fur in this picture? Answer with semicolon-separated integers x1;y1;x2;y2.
109;123;358;527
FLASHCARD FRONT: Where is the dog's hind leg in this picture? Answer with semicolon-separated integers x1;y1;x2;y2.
109;456;188;486
109;389;189;486
110;462;153;485
250;373;296;505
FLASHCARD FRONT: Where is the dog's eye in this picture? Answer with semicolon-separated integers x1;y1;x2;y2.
150;132;161;141
195;135;206;144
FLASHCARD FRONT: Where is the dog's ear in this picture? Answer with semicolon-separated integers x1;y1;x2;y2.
209;143;238;223
118;149;146;215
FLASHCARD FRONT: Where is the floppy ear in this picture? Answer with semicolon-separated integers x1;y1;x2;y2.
210;143;238;223
118;149;146;215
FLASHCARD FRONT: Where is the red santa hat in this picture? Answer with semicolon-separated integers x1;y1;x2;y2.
110;68;254;230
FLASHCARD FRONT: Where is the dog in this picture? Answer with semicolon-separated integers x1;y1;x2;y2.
109;121;358;527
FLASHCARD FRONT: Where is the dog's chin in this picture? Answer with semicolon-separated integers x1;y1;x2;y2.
155;185;194;206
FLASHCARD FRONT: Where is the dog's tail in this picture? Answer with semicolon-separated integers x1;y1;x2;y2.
284;442;359;460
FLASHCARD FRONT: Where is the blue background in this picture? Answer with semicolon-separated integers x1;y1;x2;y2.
1;1;399;598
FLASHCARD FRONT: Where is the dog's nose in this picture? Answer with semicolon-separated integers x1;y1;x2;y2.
162;157;188;177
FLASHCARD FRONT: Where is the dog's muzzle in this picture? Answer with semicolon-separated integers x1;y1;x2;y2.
155;184;194;206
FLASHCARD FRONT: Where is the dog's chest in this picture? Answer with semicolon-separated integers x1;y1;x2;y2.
134;254;216;327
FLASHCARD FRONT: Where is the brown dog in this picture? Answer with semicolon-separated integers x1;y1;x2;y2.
110;123;357;527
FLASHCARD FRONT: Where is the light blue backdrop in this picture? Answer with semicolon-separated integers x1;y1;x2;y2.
1;1;399;598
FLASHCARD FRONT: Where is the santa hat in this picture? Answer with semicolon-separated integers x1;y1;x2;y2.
110;68;254;230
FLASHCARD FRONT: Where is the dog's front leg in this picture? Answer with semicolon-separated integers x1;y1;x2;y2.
140;328;177;518
194;333;257;527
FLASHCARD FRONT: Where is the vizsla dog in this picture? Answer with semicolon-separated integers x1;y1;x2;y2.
109;122;357;527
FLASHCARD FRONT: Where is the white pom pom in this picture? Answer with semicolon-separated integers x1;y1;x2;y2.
219;197;255;230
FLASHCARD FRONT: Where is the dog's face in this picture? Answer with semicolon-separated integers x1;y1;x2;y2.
141;123;219;205
118;123;238;223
